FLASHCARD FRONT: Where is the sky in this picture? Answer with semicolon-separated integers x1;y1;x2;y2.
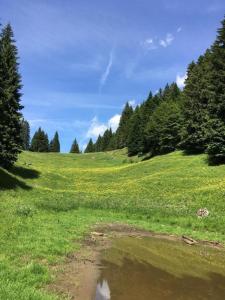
1;0;225;152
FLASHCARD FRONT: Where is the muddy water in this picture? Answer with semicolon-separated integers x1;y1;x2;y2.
94;236;225;300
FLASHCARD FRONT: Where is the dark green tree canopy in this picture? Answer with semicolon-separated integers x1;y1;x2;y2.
115;102;133;149
70;138;80;153
84;138;94;153
30;128;49;152
49;131;60;152
20;119;30;150
0;24;23;168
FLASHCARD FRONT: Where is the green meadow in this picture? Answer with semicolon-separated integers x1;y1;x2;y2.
0;149;225;299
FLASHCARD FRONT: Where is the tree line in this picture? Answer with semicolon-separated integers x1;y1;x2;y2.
85;17;225;164
1;17;225;168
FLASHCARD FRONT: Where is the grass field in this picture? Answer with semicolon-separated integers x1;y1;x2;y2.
0;149;225;299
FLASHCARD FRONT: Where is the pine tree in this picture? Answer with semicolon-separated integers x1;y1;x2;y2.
145;100;182;156
101;128;113;151
84;138;94;153
207;17;225;164
180;51;212;154
70;138;80;153
49;131;60;152
0;24;23;168
127;107;143;156
95;135;103;152
30;128;49;152
115;102;133;148
20;119;30;150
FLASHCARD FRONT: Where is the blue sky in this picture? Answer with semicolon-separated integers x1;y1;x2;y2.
1;0;225;152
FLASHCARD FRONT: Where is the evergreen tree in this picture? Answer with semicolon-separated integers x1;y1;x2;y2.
127;107;143;156
115;102;133;148
49;131;60;152
0;24;23;168
145;100;182;156
30;128;49;152
84;138;94;153
207;17;225;163
180;51;212;154
101;128;113;151
70;138;80;153
20;119;30;150
95;135;103;152
108;132;117;150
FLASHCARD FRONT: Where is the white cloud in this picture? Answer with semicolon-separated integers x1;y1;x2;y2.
108;114;121;132
142;38;157;50
99;49;114;92
159;33;174;48
86;113;121;140
177;27;182;33
176;73;187;89
86;116;107;138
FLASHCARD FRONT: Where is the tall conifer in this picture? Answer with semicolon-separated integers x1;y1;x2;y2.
0;24;23;168
49;131;60;152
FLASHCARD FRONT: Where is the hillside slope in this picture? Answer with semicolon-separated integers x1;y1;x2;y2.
0;149;225;299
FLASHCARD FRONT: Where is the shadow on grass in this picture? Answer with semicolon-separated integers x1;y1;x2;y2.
10;166;40;179
0;168;32;190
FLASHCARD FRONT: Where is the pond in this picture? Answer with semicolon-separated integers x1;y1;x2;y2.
94;236;225;300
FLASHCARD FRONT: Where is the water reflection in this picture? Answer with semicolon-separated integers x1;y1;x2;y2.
95;279;111;300
94;237;225;300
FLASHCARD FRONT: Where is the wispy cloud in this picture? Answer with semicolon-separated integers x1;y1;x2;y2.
176;73;187;89
141;38;157;50
99;49;114;92
142;31;177;52
159;33;174;48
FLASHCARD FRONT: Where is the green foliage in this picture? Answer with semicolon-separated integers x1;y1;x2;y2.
70;138;80;153
127;107;143;156
145;100;182;156
115;102;133;148
30;128;49;152
84;138;94;153
207;18;225;164
0;24;23;168
180;53;212;154
20;119;30;150
49;132;60;153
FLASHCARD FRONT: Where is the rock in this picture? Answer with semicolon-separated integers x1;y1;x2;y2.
197;208;209;218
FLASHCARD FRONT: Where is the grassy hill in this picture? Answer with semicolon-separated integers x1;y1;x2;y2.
0;149;225;299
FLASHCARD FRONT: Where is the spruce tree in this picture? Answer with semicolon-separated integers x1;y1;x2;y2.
84;138;94;153
70;138;80;153
145;100;182;156
127;107;143;156
20;119;30;150
180;51;212;154
207;17;225;163
30;128;49;152
101;128;113;151
115;102;133;148
95;135;103;152
49;131;60;152
0;24;23;168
